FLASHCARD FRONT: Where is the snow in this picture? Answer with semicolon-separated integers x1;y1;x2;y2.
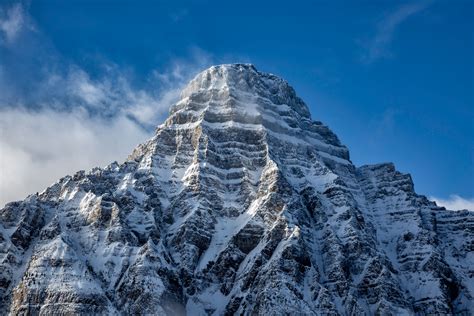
197;193;267;271
2;63;473;315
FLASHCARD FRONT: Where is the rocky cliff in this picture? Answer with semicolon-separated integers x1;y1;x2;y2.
1;64;472;315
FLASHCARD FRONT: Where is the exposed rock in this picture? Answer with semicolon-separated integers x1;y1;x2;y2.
0;64;472;315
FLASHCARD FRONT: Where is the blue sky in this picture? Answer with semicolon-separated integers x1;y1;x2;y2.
0;0;473;209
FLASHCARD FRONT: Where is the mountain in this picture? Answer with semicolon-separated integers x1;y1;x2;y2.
0;64;473;315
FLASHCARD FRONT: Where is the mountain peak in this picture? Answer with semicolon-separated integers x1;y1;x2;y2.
174;63;311;120
1;64;473;315
163;64;348;162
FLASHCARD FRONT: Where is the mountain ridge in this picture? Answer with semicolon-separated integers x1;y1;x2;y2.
0;64;473;315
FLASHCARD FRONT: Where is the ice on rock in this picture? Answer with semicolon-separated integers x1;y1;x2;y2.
0;64;472;315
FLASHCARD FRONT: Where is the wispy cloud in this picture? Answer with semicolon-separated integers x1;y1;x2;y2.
360;2;430;64
0;3;34;44
0;54;212;207
0;4;214;207
431;195;474;211
38;65;184;129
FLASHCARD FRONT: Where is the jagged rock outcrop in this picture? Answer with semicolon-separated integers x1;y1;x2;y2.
1;64;472;315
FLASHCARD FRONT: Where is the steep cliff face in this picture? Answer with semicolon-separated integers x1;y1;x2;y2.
0;64;472;315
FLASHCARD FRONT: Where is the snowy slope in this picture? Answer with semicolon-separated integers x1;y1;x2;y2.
0;64;472;315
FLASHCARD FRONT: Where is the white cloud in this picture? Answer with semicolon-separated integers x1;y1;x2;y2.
69;70;107;105
60;66;178;127
0;108;149;207
361;2;430;64
431;195;474;211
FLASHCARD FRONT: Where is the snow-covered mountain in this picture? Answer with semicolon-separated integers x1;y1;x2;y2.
0;64;472;315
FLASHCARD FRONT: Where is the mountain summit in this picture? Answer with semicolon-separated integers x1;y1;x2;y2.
1;64;473;315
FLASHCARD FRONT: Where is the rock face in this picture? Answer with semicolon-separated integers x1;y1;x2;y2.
0;64;473;315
